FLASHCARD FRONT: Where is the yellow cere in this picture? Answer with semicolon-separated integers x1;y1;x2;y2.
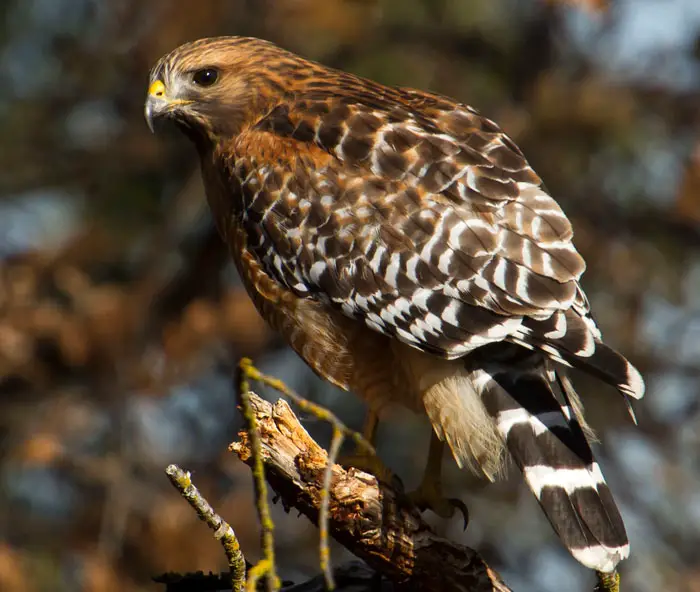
148;80;166;98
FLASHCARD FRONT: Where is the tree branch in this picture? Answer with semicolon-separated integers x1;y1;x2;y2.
165;464;247;592
229;394;512;592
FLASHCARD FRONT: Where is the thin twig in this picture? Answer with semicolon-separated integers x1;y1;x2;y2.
239;357;375;457
595;570;620;592
164;464;246;592
237;362;280;592
238;357;378;588
231;394;513;592
319;427;344;590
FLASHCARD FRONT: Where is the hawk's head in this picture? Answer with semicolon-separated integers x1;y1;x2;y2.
145;36;311;146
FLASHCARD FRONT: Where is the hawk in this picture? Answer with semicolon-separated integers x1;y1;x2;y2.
145;37;643;579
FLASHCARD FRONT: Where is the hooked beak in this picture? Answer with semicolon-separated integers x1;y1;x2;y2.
144;79;192;133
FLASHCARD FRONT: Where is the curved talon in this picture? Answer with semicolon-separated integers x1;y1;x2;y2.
408;487;470;529
448;497;469;530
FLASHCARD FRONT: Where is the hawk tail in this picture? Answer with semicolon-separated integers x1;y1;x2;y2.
481;365;629;573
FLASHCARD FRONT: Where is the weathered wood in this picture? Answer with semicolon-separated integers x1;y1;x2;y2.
230;395;512;592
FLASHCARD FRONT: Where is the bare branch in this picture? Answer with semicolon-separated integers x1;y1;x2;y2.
165;464;246;592
238;357;376;590
230;394;512;592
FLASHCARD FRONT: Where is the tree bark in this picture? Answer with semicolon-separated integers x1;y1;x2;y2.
230;394;512;592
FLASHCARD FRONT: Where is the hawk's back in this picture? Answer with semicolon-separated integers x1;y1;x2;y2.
147;36;644;576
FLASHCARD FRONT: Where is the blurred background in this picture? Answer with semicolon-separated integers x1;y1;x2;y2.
1;0;699;590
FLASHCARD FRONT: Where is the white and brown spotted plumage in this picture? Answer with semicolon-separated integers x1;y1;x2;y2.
145;36;644;574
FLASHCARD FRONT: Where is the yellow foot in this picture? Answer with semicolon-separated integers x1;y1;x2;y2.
406;483;469;529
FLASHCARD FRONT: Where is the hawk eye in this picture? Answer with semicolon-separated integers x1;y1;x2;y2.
192;68;219;87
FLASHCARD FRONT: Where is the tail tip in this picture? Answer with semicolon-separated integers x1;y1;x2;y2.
570;542;630;573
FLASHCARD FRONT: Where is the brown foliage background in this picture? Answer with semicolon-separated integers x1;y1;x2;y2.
1;1;699;591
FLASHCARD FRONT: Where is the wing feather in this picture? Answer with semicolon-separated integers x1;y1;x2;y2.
225;88;643;399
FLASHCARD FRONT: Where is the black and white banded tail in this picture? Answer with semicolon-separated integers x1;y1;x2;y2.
480;361;630;573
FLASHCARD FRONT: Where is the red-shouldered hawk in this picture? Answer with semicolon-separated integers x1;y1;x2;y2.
145;37;644;581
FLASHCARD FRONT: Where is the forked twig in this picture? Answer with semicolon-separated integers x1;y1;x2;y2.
238;358;374;456
237;364;281;592
237;357;375;590
230;394;512;592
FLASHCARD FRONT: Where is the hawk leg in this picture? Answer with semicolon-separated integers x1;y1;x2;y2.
339;408;394;483
406;431;469;528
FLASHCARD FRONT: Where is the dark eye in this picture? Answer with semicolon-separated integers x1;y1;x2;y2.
192;68;219;87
